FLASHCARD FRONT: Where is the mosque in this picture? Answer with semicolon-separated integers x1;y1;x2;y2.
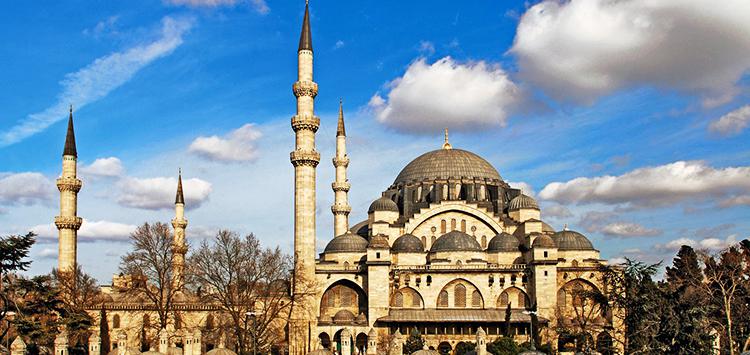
44;2;623;355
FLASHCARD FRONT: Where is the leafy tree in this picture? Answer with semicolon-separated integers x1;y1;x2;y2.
488;337;519;355
402;327;425;354
0;232;36;343
454;341;475;355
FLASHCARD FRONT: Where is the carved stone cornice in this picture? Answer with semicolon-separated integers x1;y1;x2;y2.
291;114;320;132
331;181;351;192
55;216;83;230
171;219;188;229
56;178;82;192
331;204;352;214
332;157;349;168
292;80;318;98
290;150;320;167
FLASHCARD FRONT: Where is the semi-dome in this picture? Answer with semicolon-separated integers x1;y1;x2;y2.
430;231;482;253
552;230;595;251
393;148;502;185
368;196;399;213
392;234;424;253
508;194;539;211
333;310;356;323
487;232;519;252
368;234;390;249
532;234;556;248
324;232;369;253
206;347;237;355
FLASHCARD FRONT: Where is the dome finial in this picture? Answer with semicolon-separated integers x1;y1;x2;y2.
563;223;568;231
442;128;452;150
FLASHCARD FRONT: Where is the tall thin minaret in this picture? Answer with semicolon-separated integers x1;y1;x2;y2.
331;99;351;237
56;106;83;273
289;1;319;354
171;170;188;290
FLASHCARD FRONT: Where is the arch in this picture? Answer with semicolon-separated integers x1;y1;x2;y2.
390;287;425;308
438;342;452;355
318;332;331;350
406;204;503;236
320;280;368;320
557;289;567;311
355;333;367;353
113;314;120;329
596;332;613;355
481;235;487;248
451;218;457;231
421;236;427;249
560;278;601;309
437;279;483;309
497;287;530;309
441;220;447;233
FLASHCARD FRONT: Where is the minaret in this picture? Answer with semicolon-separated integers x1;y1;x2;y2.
331;99;351;237
56;106;83;273
289;1;319;354
171;170;188;290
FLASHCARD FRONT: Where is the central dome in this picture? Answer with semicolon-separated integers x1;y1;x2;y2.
393;148;502;185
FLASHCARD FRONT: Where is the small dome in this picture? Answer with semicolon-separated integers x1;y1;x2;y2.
541;221;555;233
324;232;369;253
532;234;556;248
333;310;356;324
368;196;399;213
508;194;539;211
368;234;390;249
487;233;519;252
392;234;424;253
355;312;367;324
552;230;595;251
430;231;482;253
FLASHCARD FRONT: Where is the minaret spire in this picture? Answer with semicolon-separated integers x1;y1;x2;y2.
332;99;351;237
56;106;83;273
289;1;319;353
171;169;188;290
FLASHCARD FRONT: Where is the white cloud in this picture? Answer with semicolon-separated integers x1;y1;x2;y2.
718;195;750;208
31;219;137;242
369;57;525;133
709;105;750;137
117;176;212;210
167;0;269;14
38;247;58;260
418;41;435;55
508;181;535;197
0;16;193;147
0;172;53;206
334;40;345;50
81;157;125;178
511;0;750;104
189;123;262;163
600;222;662;237
657;234;739;252
543;204;573;219
539;161;750;207
83;16;120;38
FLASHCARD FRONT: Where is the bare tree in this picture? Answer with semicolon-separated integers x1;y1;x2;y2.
119;222;182;330
700;248;745;355
189;231;294;354
52;265;100;347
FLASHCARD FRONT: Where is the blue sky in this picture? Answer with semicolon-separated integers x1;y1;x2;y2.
1;0;749;282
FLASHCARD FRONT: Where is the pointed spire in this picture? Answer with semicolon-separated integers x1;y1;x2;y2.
298;1;313;52
175;169;185;205
337;98;346;137
63;105;77;157
442;128;452;150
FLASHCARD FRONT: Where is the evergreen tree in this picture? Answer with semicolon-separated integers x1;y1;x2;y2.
403;327;425;354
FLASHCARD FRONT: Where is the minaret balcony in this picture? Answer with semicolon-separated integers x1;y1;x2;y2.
56;178;82;192
332;157;349;167
54;216;83;230
290;150;320;167
331;204;352;214
291;114;320;132
331;181;351;192
292;80;318;98
171;218;188;229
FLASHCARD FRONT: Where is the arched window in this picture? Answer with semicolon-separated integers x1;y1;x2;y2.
421;236;427;249
517;292;526;309
454;284;467;308
393;291;404;307
572;260;579;267
431;236;436;245
438;291;449;308
341;288;352;307
441;220;447;233
557;289;567;311
481;235;487;248
451;219;457;231
411;291;422;307
426;275;432;285
113;314;120;329
461;220;466;232
472;290;482;308
499;292;509;308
